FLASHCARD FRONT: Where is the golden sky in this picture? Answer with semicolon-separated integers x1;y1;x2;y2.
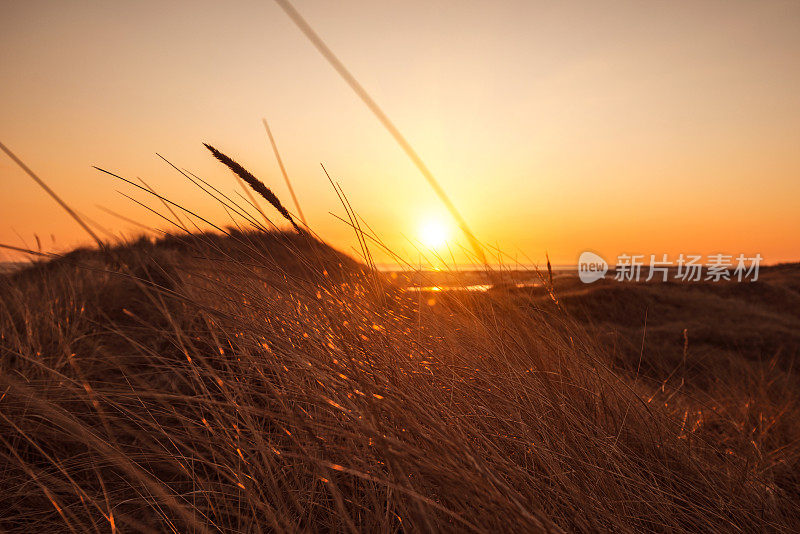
2;1;799;266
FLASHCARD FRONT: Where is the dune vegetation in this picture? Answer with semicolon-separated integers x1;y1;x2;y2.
1;146;799;532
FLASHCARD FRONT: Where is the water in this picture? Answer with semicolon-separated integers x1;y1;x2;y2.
404;282;542;293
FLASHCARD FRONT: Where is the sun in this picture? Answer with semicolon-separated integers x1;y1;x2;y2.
418;219;450;249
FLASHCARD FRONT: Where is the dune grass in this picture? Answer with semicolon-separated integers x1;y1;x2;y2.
0;222;798;532
0;144;797;532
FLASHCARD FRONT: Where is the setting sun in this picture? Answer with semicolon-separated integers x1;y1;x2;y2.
418;219;450;249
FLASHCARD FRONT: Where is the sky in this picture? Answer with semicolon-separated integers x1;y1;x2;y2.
1;0;799;267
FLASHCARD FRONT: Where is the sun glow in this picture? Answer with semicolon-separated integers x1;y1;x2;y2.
418;219;450;250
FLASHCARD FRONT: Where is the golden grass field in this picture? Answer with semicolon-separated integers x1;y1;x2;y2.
1;226;799;532
4;0;799;528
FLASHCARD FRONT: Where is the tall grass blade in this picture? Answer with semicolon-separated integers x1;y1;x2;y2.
0;141;104;248
203;143;302;233
270;0;487;266
263;118;307;226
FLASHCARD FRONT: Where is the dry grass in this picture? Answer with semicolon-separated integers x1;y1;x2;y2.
0;144;798;532
0;226;798;532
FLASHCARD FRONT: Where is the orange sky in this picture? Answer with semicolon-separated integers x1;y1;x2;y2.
2;1;799;267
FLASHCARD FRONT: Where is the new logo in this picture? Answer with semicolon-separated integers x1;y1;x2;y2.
578;251;608;283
